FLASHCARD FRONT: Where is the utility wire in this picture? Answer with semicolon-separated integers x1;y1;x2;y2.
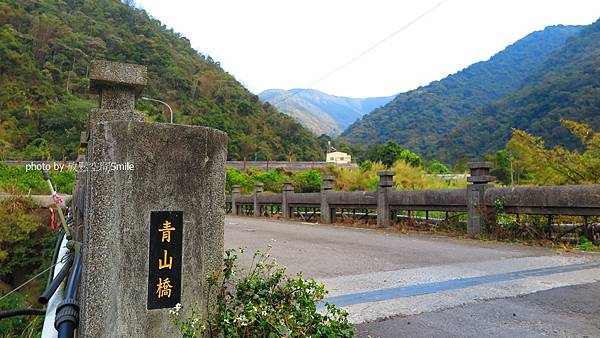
267;0;448;106
0;255;69;303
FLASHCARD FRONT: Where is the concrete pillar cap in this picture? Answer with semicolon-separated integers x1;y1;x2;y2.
377;171;395;177
282;181;294;192
89;60;147;97
468;162;492;170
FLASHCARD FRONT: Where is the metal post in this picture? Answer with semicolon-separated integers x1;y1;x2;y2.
141;97;174;124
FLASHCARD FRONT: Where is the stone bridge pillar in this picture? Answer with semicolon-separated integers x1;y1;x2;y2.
320;176;335;224
253;182;264;216
377;171;394;227
79;60;227;337
467;162;495;235
282;181;293;219
231;185;241;216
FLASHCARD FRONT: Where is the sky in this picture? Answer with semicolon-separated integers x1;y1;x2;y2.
135;0;600;98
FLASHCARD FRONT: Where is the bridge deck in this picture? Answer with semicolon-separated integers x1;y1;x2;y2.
225;216;600;337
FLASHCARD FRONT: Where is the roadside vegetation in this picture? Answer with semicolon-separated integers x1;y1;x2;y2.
0;195;55;337
171;247;354;337
0;164;75;194
488;119;600;186
226;142;465;195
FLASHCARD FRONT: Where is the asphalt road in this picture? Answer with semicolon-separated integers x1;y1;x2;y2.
225;216;600;337
356;282;600;338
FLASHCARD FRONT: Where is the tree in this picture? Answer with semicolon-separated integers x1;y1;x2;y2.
426;160;450;174
507;119;600;185
366;141;421;167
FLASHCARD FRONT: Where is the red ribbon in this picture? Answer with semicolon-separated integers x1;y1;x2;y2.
49;207;56;230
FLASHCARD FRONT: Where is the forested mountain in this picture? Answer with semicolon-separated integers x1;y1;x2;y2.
438;18;600;162
0;0;322;161
259;88;394;136
341;25;582;155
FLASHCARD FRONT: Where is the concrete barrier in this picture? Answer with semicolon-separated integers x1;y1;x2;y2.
77;60;227;337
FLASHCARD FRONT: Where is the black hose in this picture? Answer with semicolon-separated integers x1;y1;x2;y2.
0;308;45;319
39;255;73;304
57;322;75;338
55;246;82;338
64;248;81;300
46;230;65;289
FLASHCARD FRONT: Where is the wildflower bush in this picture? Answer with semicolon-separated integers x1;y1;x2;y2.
171;248;354;337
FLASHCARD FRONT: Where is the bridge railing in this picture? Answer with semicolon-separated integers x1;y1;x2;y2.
225;162;600;241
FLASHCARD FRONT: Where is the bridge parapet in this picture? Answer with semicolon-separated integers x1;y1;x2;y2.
225;163;598;242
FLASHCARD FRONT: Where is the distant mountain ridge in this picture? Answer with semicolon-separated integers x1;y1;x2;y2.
438;19;600;162
341;25;583;156
259;89;394;136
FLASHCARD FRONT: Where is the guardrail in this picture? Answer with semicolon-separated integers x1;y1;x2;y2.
225;162;600;242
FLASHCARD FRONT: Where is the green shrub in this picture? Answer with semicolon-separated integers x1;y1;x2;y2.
0;196;57;283
254;170;286;193
0;293;44;337
171;248;354;337
291;169;322;193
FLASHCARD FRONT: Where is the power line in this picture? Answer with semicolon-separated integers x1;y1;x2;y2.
267;0;448;107
0;260;62;303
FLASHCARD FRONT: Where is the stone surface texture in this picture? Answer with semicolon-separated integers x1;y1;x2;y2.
80;121;227;337
79;60;227;337
89;60;147;96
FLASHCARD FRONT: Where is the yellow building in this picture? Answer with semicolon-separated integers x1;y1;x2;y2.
326;151;351;164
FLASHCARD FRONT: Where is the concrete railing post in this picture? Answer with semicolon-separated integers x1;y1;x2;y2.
79;60;227;337
231;185;240;216
282;181;293;219
377;171;394;227
253;182;264;217
320;176;335;223
467;162;495;235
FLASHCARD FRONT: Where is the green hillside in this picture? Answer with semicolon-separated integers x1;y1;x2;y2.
341;25;582;155
259;88;394;136
439;18;600;162
0;0;322;161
